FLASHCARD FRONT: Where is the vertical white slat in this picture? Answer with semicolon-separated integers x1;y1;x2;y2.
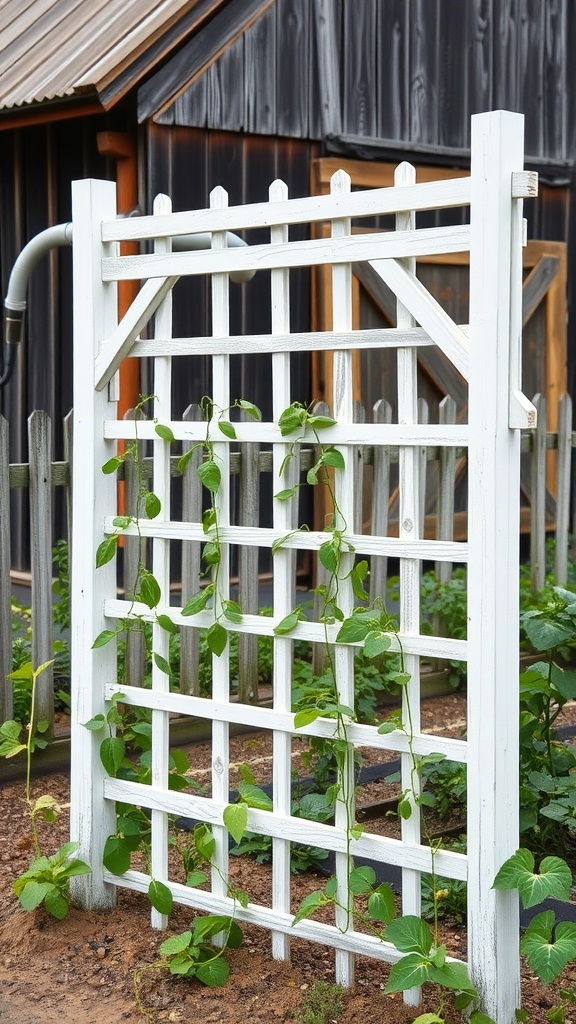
395;161;422;1007
269;178;294;962
150;193;173;930
210;185;231;910
123;408;146;688
29;410;54;736
435;395;457;585
238;413;260;704
70;178;119;910
180;404;203;696
330;169;355;988
530;393;547;592
467;109;523;1021
63;409;74;553
0;415;12;722
369;399;392;608
417;397;429;532
555;394;572;586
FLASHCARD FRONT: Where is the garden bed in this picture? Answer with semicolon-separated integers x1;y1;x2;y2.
2;690;576;1023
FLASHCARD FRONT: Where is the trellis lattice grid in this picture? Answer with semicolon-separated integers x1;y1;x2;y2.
70;111;536;1022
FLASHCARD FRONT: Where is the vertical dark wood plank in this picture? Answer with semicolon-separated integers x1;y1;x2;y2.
410;0;440;143
171;74;207;128
377;0;410;140
207;35;244;131
469;0;493;120
543;0;567;162
0;416;13;721
310;0;342;139
517;0;544;157
437;0;470;148
276;0;309;138
343;0;378;136
28;410;54;736
245;1;277;135
493;0;519;111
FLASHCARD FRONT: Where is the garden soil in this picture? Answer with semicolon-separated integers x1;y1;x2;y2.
1;692;575;1023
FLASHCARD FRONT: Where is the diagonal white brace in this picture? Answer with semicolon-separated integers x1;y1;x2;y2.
368;257;469;380
94;275;178;391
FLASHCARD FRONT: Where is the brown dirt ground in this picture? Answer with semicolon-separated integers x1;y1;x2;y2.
1;692;576;1023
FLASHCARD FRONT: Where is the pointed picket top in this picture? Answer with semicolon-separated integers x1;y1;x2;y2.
330;167;352;197
269;178;288;203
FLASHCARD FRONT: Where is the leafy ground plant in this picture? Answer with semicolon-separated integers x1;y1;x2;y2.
293;980;344;1024
0;659;91;918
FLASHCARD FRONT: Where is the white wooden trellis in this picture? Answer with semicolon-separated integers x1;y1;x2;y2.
69;111;536;1022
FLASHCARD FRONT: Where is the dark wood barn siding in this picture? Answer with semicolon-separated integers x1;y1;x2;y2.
0;116;123;568
152;0;575;165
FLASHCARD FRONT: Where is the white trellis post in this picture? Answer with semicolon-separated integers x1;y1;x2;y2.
69;178;119;909
467;109;529;1020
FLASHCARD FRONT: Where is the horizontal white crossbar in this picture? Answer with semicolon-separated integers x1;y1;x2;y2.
103;599;469;662
103;419;470;447
105;868;468;967
103;517;468;563
102;177;473;242
103;683;468;763
102;225;471;281
103;778;468;880
129;325;458;358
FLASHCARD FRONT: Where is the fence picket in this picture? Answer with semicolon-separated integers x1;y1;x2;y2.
123;408;146;689
180;404;203;696
0;415;12;721
555;393;572;585
530;393;547;591
369;399;392;607
28;410;54;737
238;409;260;704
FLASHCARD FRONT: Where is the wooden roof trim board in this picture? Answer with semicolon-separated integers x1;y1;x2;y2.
137;0;276;123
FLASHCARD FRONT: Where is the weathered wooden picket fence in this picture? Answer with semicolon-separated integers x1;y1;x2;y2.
61;111;534;1021
0;390;573;728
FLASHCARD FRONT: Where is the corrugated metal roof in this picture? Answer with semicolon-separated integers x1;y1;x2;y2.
0;0;210;111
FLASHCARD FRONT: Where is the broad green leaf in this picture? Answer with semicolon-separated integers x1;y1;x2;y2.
218;420;236;439
550;664;576;700
207;621;227;657
226;920;244;949
278;405;307;436
321;447;345;470
157;613;178;635
182;586;213;616
153;653;172;677
223;803;248;844
177;447;196;474
363;630;392;659
198;459;221;494
160;931;192;956
154;423;175;442
411;1015;445;1024
367;884;396;924
58;858;91;879
336;613;378;644
398;797;413;820
148;879;173;916
145;491;161;519
385;953;432;993
195;956;229;987
350;560;369;601
274;609;301;635
319;540;339;574
292;891;328;926
18;880;55;911
192;915;233;942
43;887;69;920
186;870;208;888
469;1014;498;1024
168;952;196;975
237;400;262;420
521;912;576;984
493;848;572;908
202;541;221;567
348;865;376;895
307;414;337;430
238;782;273;811
112;515;131;529
429;960;477;995
223;599;243;623
194;824;216;862
202;507;217;533
99;736;126;777
275;487;299;501
138;571;161;609
293;708;321;729
102;456;121;475
102;835;132;875
386;915;432;956
521;616;574;652
95;536;118;568
92;629;117;649
6;663;33;681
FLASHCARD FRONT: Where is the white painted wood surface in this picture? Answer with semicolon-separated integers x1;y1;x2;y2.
70;119;530;1019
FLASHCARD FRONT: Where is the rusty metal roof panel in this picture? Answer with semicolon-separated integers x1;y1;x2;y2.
0;0;203;110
